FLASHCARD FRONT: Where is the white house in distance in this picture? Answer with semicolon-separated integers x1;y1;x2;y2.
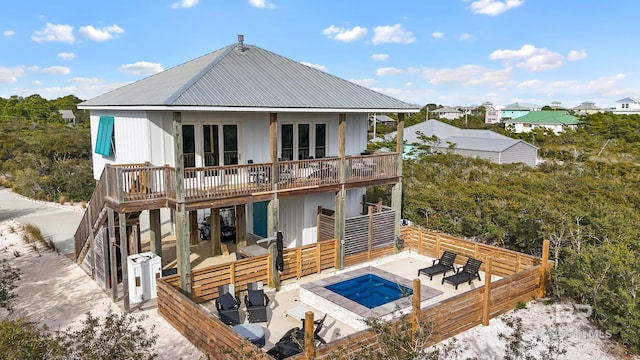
611;97;640;115
76;35;418;299
484;102;505;124
503;110;579;135
572;101;602;115
431;106;462;120
374;119;538;166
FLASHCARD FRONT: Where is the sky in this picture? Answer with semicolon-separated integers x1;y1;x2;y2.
1;0;639;109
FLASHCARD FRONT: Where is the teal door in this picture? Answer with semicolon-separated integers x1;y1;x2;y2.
253;201;268;237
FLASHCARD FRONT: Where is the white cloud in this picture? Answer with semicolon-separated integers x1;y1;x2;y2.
376;67;406;76
301;62;326;71
490;44;563;71
79;24;125;42
372;24;415;45
248;0;276;9
459;33;471;41
468;0;525;16
432;32;444;39
171;0;198;9
422;64;515;86
371;53;389;61
568;49;587;61
322;25;368;42
514;73;630;99
32;22;74;43
58;52;76;60
0;66;25;83
41;66;71;75
120;61;164;75
3;30;15;37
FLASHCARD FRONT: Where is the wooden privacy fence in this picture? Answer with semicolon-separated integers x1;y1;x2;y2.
302;257;546;359
401;226;540;277
157;278;272;360
317;205;397;268
163;239;338;304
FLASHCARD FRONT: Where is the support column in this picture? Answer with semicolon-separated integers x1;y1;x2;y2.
211;208;221;256
173;111;191;296
335;113;346;269
236;204;247;248
189;211;198;245
392;113;405;249
119;213;130;312
268;113;279;237
149;209;162;263
108;208;118;301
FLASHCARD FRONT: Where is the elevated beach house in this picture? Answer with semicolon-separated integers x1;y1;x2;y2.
75;36;419;304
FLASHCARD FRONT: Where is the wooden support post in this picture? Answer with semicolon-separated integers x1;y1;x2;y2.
236;204;247;248
412;278;421;337
304;311;315;360
119;213;130;312
539;239;550;297
211;208;221;256
335;114;346;269
377;198;382;212
391;113;404;249
317;206;322;243
173;111;191;297
268;241;279;288
482;257;492;326
435;233;441;259
149;209;162;261
108;209;118;301
189;211;198;245
368;206;373;260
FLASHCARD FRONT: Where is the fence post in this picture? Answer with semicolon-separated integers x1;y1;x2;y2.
317;206;322;243
418;228;423;254
435;233;441;259
305;311;315;359
482;257;492;325
412;278;421;339
538;239;550;297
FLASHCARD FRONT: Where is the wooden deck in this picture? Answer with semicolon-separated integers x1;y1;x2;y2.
106;153;399;212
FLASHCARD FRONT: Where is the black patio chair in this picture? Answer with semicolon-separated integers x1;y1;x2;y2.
442;258;483;290
417;250;457;280
215;284;241;325
266;313;327;360
244;281;270;323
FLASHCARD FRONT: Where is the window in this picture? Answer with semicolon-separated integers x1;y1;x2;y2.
315;124;326;158
202;124;238;167
95;115;115;157
182;125;195;168
280;122;327;160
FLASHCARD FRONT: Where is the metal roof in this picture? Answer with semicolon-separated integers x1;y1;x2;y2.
79;42;419;112
503;110;579;125
375;120;511;144
443;136;535;152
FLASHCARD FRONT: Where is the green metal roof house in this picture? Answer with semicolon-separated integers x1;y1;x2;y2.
503;110;579;134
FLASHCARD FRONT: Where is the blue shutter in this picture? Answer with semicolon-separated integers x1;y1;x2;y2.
95;116;114;156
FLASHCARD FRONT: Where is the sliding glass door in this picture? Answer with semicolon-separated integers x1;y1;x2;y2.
203;124;238;167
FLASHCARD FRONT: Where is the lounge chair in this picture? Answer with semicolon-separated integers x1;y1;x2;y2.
417;250;457;280
245;281;270;323
215;284;241;325
266;313;327;360
442;258;482;290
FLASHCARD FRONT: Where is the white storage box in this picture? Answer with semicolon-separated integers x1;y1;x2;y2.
127;252;162;303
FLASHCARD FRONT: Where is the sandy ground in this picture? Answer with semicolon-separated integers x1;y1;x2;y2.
0;199;637;359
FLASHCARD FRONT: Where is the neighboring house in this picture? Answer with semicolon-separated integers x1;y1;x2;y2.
499;102;541;121
549;101;565;110
484;103;505;124
572;101;601;115
58;109;76;125
374;119;538;166
76;36;418;296
431;106;462;120
368;114;396;127
611;97;640;115
503;110;579;134
458;105;479;115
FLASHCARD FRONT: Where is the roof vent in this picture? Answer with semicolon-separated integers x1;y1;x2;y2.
237;34;245;51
